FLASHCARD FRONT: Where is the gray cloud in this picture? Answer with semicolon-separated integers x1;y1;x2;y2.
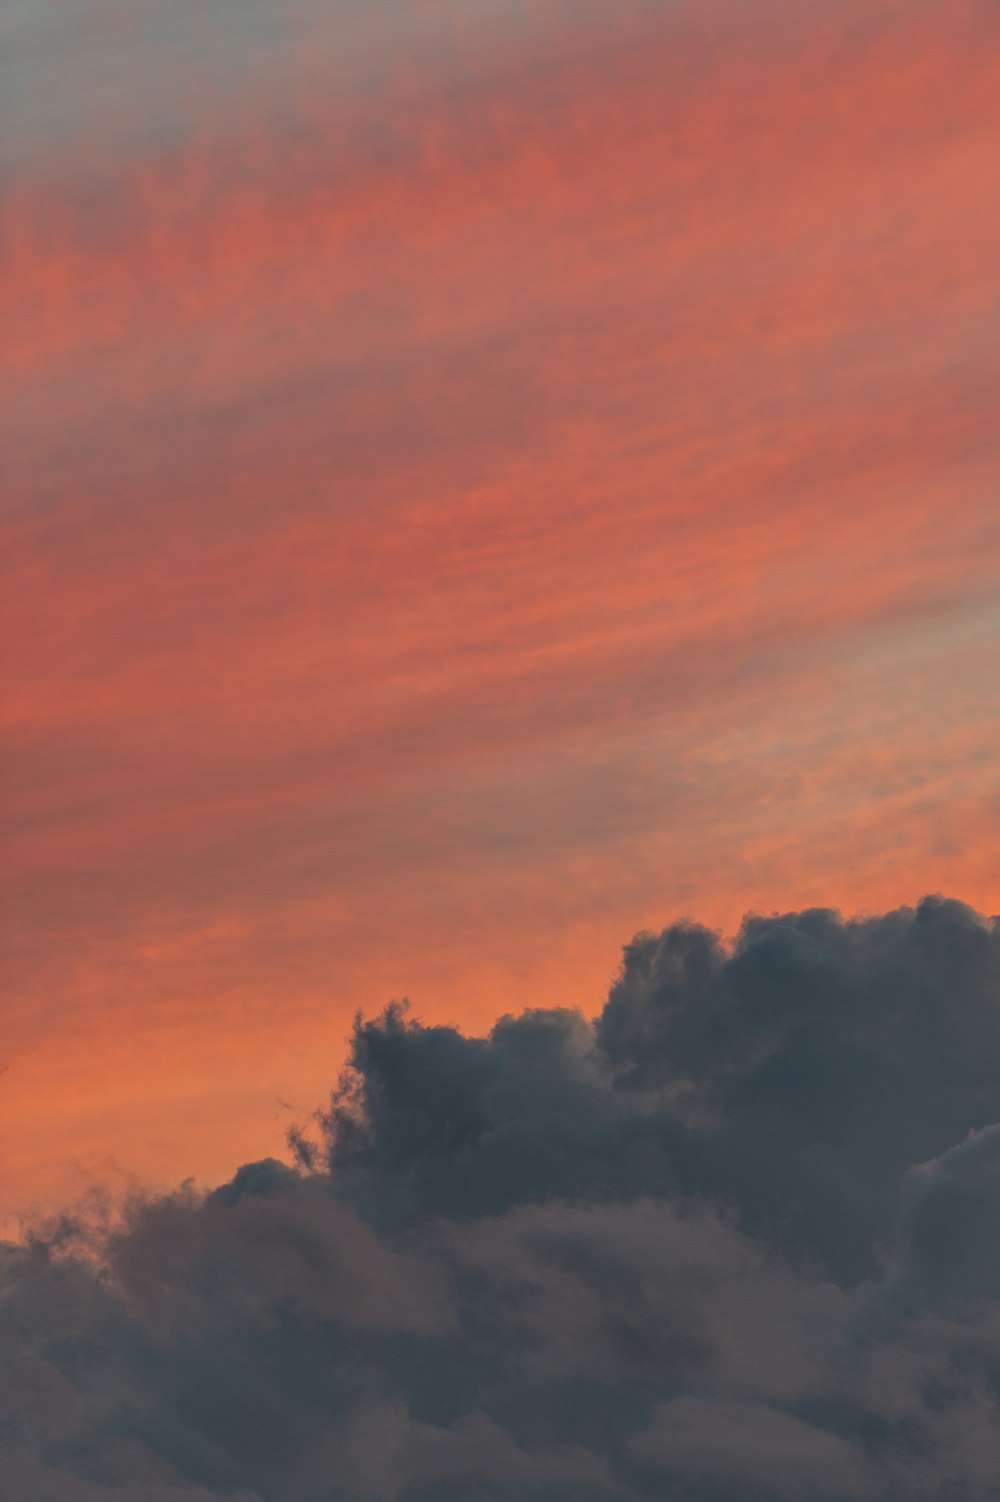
4;895;1000;1500
630;1398;869;1499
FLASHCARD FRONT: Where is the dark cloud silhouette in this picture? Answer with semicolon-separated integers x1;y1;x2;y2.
4;895;1000;1500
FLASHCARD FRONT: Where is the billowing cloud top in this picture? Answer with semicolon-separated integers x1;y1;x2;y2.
5;896;1000;1500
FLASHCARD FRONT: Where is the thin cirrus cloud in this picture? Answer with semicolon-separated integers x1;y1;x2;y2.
2;0;999;1217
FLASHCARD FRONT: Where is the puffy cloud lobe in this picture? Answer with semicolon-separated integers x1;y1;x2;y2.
894;1123;1000;1309
630;1398;869;1499
4;896;1000;1500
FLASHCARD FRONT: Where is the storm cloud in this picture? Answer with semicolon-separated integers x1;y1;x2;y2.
5;895;1000;1500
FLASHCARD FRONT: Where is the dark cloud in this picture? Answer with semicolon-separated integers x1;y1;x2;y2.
630;1397;869;1499
4;895;1000;1500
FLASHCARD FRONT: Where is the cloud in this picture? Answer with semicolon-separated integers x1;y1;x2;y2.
4;895;1000;1500
630;1397;869;1499
321;897;1000;1283
892;1122;1000;1310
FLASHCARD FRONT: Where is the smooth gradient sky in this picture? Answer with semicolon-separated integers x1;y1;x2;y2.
2;0;999;1228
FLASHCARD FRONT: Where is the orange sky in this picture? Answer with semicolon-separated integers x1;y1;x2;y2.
2;0;999;1231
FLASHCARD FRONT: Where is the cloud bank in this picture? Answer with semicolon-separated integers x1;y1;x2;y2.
5;895;1000;1500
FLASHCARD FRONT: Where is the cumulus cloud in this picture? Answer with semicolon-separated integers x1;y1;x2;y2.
4;895;1000;1500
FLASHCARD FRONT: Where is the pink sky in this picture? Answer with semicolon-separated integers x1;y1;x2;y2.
2;0;999;1229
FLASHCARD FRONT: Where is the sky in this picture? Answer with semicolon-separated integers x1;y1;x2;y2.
2;0;1000;1237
